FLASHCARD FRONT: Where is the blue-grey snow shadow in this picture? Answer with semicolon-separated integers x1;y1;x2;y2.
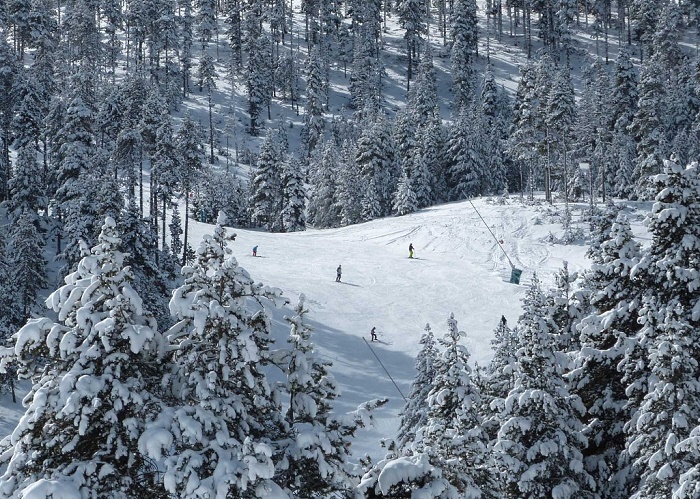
265;302;416;459
337;281;361;287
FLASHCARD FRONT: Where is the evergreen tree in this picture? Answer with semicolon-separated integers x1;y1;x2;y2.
450;0;478;108
145;213;287;498
508;63;540;199
244;8;272;135
169;203;183;260
281;156;307;232
494;275;594;498
629;61;667;199
175;114;204;265
359;315;494;498
276;294;372;497
610;50;638;200
250;128;283;231
349;24;381;110
420;314;495;497
8;210;47;322
195;0;216;47
396;0;427;91
6;146;46;225
481;316;518;443
393;169;418;216
119;201;171;327
570;212;643;498
197;51;218;163
53;88;98;270
625;161;700;499
152;114;181;249
355;111;397;219
446;107;481;200
335;142;364;226
0;218;166;498
302;45;326;157
307;142;341;228
396;324;439;451
545;66;576;203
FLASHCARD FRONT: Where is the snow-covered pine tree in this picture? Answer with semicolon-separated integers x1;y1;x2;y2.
359;314;494;498
396;324;439;451
355;111;397;219
250;128;283;231
446;106;481;200
0;217;166;498
281;156;307;232
6;145;46;225
0;38;16;202
195;0;216;47
244;5;273;135
175;114;204;264
276;294;377;498
152;113;180;249
53;85;98;270
393;169;418;216
307;141;341;228
569;212;643;498
545;66;576;203
349;19;381;111
480;316;518;443
629;61;667;200
396;0;427;92
0;225;16;339
624;160;700;499
144;212;288;498
419;313;495;497
480;67;508;195
450;0;478;108
169;203;183;261
335;141;364;226
409;47;438;130
494;274;594;498
418;112;447;204
11;67;47;152
197;50;218;163
118;200;171;327
8;210;48;323
609;50;638;200
302;44;326;158
508;63;540;199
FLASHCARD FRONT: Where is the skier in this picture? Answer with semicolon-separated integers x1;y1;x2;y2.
408;243;414;258
370;327;378;341
336;265;342;282
252;245;258;257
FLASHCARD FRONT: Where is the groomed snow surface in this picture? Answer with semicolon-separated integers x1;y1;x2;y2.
0;196;646;460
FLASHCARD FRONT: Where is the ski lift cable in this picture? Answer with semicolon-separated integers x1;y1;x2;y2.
363;338;407;402
469;200;516;270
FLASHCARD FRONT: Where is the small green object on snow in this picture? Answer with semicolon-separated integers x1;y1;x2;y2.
509;268;523;285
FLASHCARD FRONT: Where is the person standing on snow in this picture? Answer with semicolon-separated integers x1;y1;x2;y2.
370;327;378;341
252;245;258;257
336;265;342;282
408;243;414;258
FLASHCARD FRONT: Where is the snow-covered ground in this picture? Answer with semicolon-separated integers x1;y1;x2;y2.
0;196;648;461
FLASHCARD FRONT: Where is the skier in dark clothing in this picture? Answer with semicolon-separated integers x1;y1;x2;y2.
409;243;414;258
371;327;378;341
252;245;258;257
336;265;342;282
